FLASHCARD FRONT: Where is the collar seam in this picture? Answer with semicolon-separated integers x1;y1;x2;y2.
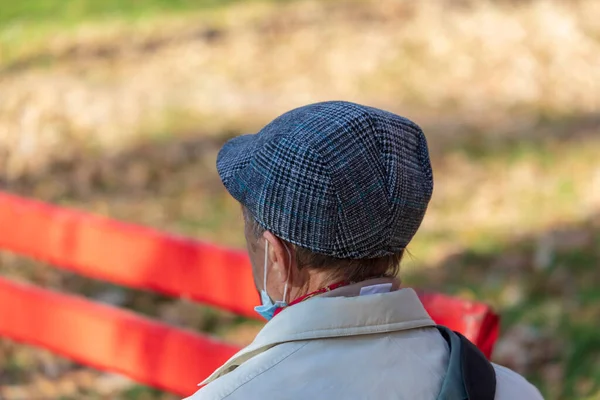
218;318;436;374
264;318;436;341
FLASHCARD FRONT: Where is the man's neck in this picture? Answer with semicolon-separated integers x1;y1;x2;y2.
289;275;400;303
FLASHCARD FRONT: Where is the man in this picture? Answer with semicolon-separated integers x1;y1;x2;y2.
186;101;543;399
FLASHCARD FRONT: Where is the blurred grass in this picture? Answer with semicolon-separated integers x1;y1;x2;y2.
0;0;238;24
405;216;600;399
0;0;599;398
0;0;291;68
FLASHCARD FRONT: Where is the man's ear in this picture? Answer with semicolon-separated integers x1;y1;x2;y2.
263;231;293;284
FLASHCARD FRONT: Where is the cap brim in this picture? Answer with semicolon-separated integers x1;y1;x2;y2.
216;133;260;194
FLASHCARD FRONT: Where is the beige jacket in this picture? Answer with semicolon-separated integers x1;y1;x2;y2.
185;282;543;400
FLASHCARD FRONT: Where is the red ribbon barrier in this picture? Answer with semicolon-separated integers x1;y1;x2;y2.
0;276;239;396
0;190;499;394
417;291;500;359
0;191;260;319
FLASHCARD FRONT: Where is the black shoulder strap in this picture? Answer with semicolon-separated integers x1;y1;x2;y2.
455;330;496;399
436;326;496;400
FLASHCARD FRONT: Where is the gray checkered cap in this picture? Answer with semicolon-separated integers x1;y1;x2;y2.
216;101;433;259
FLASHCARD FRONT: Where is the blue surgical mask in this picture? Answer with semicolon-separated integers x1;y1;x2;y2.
254;241;291;320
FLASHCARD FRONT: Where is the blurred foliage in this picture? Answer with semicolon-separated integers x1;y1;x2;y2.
0;0;258;25
406;216;600;399
1;0;599;398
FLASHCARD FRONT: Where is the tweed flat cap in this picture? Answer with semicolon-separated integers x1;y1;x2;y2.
217;101;433;258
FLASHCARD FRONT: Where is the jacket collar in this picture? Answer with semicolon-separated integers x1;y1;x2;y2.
200;287;435;385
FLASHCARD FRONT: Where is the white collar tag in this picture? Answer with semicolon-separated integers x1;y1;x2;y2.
359;283;393;296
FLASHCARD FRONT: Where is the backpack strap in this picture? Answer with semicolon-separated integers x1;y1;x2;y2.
436;326;496;400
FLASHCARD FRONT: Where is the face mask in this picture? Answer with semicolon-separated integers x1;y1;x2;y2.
254;241;291;320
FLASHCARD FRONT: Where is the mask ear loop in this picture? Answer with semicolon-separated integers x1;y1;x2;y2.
264;239;292;305
263;240;269;292
281;244;292;304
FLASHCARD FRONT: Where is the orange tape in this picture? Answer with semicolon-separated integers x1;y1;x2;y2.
0;276;240;396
